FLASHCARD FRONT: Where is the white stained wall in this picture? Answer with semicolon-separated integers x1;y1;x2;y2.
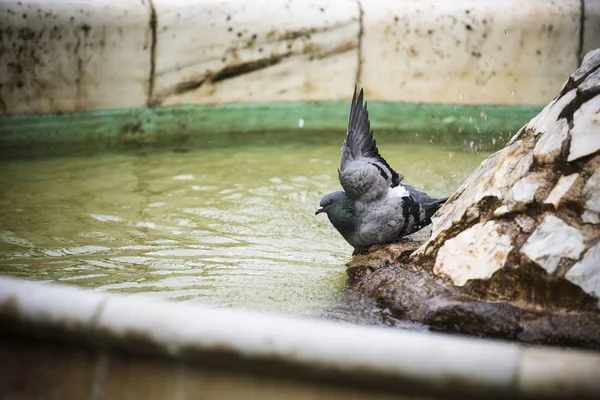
1;0;598;115
0;0;153;115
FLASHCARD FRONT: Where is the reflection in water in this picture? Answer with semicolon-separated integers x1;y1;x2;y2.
0;142;488;326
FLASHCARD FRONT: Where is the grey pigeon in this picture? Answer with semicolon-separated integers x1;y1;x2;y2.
316;87;447;254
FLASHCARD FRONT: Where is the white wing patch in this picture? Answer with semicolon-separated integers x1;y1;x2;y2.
388;185;410;198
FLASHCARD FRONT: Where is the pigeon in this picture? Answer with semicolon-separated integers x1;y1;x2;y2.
315;86;447;254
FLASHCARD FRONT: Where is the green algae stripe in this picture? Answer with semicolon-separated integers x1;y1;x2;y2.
0;101;542;159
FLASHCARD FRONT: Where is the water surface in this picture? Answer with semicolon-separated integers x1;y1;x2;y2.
0;141;488;325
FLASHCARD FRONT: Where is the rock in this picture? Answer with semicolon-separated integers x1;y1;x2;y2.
515;215;536;233
565;243;600;302
583;170;600;224
544;173;579;208
521;216;585;274
569;95;600;161
511;176;540;204
348;49;600;349
434;221;512;286
416;48;600;305
351;242;600;348
531;90;575;164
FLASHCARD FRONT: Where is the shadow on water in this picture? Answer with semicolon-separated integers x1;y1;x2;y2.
0;138;489;327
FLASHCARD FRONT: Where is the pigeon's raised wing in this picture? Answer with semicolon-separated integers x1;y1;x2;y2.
338;87;403;201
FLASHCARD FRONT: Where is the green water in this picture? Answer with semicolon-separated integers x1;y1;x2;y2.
0;141;488;325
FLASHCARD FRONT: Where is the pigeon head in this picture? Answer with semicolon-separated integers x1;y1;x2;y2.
315;191;356;234
315;191;347;216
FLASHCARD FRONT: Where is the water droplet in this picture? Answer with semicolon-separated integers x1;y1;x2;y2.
511;88;516;96
504;29;509;36
298;118;305;128
458;92;463;100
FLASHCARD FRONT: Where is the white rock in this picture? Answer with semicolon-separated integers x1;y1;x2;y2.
515;215;536;233
565;243;600;301
424;144;533;246
568;97;600;161
433;221;512;286
418;50;600;308
530;87;576;137
582;170;600;224
544;173;579;207
532;120;569;164
583;211;600;224
579;66;600;92
512;176;539;204
570;49;600;81
530;88;576;164
494;175;539;216
493;205;511;217
522;215;585;274
464;205;480;224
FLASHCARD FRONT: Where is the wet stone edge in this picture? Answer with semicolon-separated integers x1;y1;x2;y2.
346;240;600;350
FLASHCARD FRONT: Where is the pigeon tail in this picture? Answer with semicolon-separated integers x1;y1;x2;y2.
422;197;448;220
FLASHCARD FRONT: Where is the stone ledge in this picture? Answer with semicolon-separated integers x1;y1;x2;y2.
1;276;600;399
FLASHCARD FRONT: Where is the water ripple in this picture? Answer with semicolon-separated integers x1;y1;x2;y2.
0;142;488;323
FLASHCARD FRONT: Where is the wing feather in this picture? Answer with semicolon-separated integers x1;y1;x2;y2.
338;86;403;201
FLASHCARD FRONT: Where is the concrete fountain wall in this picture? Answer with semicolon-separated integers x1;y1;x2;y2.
1;0;599;115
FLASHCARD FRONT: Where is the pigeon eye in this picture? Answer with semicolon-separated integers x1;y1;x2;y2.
327;200;333;206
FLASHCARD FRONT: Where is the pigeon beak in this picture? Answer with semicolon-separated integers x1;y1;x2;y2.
315;206;324;215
